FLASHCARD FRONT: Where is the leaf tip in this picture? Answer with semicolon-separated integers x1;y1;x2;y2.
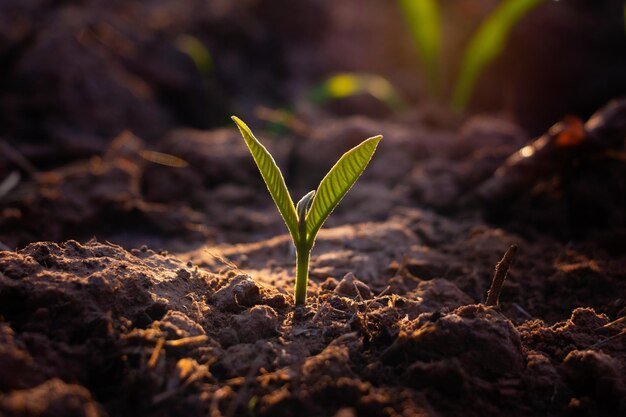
368;134;383;147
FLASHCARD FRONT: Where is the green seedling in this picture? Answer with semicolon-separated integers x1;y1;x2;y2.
397;0;441;97
451;0;544;109
398;0;545;109
232;117;382;305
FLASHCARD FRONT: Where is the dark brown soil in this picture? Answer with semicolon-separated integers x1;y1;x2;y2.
1;105;625;416
1;1;626;417
1;234;624;417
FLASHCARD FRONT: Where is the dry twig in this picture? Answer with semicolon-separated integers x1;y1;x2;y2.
485;245;518;306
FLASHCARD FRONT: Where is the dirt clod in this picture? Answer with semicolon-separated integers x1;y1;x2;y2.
233;305;280;343
213;274;262;312
335;272;373;300
384;305;524;379
561;350;626;412
0;378;105;417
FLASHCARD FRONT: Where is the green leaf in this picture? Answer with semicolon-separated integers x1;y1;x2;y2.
397;0;441;97
305;135;382;246
296;190;316;240
296;190;316;224
232;116;299;241
451;0;545;110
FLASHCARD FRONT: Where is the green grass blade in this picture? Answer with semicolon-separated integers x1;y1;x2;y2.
451;0;545;110
305;135;382;246
232;116;299;241
397;0;441;97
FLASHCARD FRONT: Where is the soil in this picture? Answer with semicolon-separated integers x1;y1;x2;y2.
1;1;626;417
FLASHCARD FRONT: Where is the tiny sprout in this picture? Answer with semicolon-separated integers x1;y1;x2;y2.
232;116;382;305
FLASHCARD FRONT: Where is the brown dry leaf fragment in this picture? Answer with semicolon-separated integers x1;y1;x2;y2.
554;116;586;147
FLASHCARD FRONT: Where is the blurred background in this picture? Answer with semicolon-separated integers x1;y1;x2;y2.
1;0;625;248
1;0;625;150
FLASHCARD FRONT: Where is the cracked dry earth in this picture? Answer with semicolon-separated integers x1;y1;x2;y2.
1;205;625;417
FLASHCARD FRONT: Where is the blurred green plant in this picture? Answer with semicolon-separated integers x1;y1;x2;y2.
452;0;544;109
232;116;381;305
309;73;404;112
176;35;213;76
398;0;545;110
397;0;441;97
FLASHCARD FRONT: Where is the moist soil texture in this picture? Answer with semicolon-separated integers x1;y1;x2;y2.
1;108;625;417
1;1;626;417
